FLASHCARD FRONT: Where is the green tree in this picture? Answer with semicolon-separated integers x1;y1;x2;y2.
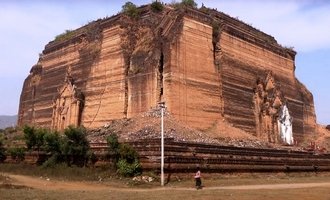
44;131;61;154
181;0;197;8
62;126;90;166
151;1;164;12
23;125;46;152
42;131;63;167
23;125;36;150
122;1;140;19
35;128;46;152
106;133;120;159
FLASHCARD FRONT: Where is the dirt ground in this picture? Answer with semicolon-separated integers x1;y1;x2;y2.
1;173;330;200
3;173;330;191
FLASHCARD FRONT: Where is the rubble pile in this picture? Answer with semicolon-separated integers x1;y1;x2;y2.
87;108;275;149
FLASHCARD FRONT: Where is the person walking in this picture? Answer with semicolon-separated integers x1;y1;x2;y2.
194;167;202;189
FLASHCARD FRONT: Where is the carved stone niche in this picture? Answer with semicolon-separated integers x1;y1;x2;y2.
51;78;84;131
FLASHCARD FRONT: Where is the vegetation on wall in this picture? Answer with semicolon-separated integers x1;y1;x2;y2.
170;0;198;9
122;1;140;19
151;1;164;12
54;30;75;42
181;0;197;8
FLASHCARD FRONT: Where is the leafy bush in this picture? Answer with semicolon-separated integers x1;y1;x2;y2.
62;126;90;167
106;133;141;176
117;158;141;177
119;143;139;163
122;1;140;19
87;150;98;167
41;154;60;168
8;147;25;162
151;1;164;12
117;144;141;176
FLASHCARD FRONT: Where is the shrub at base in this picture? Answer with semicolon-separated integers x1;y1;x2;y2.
117;158;141;177
8;147;25;162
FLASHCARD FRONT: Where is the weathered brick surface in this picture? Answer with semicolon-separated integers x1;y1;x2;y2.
18;6;316;143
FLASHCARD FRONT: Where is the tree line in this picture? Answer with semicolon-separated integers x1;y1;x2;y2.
0;126;141;177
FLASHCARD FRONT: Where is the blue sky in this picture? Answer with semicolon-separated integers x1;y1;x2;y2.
0;0;329;125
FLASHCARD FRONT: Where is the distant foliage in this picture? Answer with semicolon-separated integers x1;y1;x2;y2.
151;1;164;12
0;136;6;162
122;1;140;19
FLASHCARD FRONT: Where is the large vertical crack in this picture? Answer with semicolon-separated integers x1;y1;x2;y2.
124;60;130;117
158;49;164;102
212;20;224;116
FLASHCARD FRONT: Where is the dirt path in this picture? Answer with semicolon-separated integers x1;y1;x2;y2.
4;174;110;191
3;173;330;191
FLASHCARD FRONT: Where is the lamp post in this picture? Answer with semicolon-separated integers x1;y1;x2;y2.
158;102;165;186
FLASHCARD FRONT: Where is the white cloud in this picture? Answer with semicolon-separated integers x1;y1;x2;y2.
197;0;330;52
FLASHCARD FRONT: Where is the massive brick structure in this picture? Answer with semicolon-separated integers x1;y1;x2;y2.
18;5;316;144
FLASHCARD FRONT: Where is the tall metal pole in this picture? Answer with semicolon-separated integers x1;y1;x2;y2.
160;104;164;186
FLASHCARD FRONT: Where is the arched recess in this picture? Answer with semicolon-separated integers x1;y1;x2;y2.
51;78;84;131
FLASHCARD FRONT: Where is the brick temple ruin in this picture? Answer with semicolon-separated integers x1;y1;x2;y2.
18;4;317;145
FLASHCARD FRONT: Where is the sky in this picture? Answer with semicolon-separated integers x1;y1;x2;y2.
0;0;329;125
